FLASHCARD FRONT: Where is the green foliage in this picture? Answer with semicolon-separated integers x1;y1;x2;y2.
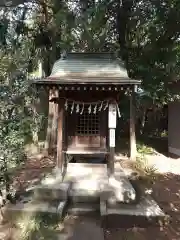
17;213;60;240
132;141;159;186
0;40;42;197
124;0;180;102
0;71;41;194
137;142;155;155
74;0;113;52
0;6;173;112
2;0;180;104
133;156;158;187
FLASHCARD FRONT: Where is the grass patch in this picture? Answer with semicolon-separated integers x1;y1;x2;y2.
15;212;60;240
137;142;155;155
130;155;159;190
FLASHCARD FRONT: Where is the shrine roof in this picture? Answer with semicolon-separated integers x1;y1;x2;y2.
35;52;141;85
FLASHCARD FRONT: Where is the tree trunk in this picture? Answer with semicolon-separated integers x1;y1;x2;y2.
130;87;137;160
116;0;133;62
140;108;147;135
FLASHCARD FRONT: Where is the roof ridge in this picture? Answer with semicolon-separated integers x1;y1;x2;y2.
64;52;116;60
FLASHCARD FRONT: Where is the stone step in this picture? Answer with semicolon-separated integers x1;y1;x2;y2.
71;178;109;191
100;195;166;228
103;176;136;203
69;189;100;203
67;163;107;169
65;166;135;204
32;182;70;201
102;165;137;203
69;177;109;203
5;198;67;219
98;165;137;204
67;202;100;216
114;165;137;202
65;163;108;179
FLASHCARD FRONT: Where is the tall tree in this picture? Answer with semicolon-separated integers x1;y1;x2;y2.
1;0;180;154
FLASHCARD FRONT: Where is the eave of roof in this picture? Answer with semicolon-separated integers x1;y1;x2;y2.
34;77;141;85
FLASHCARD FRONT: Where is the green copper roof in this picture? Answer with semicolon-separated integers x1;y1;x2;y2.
37;53;141;85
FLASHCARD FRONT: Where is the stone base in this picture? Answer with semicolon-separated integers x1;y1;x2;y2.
5;199;67;220
5;162;167;228
65;163;108;180
105;176;136;203
69;189;100;204
67;202;99;216
33;182;70;201
100;195;166;228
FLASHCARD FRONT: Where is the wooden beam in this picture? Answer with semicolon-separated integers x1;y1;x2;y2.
56;98;65;171
130;86;137;161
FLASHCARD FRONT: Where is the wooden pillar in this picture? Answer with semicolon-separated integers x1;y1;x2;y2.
45;89;59;154
109;131;115;176
130;86;137;161
56;98;64;171
108;104;116;176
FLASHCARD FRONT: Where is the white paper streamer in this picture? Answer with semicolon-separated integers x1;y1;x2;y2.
93;104;97;114
116;102;121;118
88;104;91;114
71;102;74;114
63;99;115;114
104;101;108;110
64;100;68;110
76;104;80;113
80;103;84;115
98;101;103;111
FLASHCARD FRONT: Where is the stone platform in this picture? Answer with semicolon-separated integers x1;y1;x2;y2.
5;163;165;228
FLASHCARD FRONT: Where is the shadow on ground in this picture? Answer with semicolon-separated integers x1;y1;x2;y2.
104;163;180;240
140;136;168;157
115;136;169;158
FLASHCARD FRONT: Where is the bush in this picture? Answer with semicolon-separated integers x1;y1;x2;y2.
0;73;41;202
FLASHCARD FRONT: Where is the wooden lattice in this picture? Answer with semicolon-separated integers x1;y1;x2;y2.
76;106;100;135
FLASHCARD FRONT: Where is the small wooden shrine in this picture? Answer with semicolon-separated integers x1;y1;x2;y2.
34;53;141;175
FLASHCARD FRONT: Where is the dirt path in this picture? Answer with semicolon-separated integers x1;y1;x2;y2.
12;155;55;192
56;214;104;240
